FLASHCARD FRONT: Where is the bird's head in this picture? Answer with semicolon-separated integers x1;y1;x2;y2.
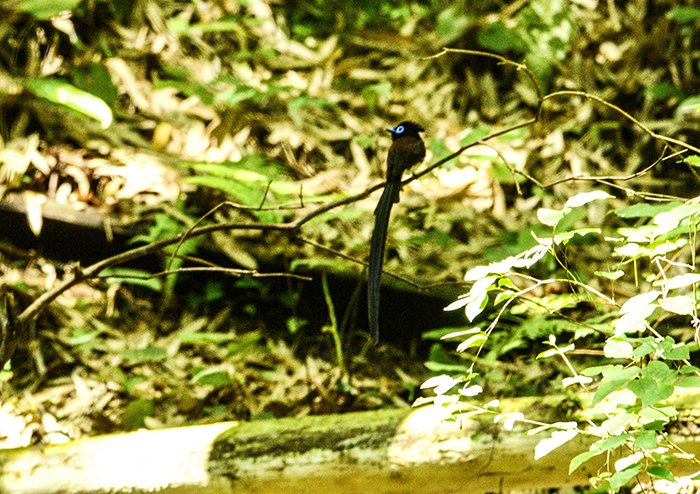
386;121;424;140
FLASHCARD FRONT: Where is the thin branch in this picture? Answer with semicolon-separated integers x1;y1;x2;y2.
97;266;312;281
543;91;700;155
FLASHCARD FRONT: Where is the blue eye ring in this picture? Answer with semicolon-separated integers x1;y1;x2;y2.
395;125;405;134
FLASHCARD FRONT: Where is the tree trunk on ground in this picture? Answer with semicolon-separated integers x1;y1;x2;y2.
2;394;700;494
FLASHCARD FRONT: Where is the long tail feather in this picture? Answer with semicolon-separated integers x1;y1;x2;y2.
368;181;399;343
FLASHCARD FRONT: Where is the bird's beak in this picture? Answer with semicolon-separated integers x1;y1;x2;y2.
386;127;395;133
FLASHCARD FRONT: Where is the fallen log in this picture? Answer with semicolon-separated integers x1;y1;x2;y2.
2;395;700;494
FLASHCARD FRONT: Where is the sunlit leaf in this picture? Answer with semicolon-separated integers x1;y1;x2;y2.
604;338;635;357
191;367;231;386
614;452;644;472
667;6;700;23
595;270;624;280
654;203;700;232
619;291;660;315
420;374;461;395
537;207;566;226
122;347;167;361
564;190;614;208
614;202;682;219
562;375;593;388
455;333;488;352
23;190;45;236
591;365;639;404
534;429;578;460
179;332;239;345
658;295;695;315
26;78;113;128
458;384;482;397
19;0;81;19
663;273;700;290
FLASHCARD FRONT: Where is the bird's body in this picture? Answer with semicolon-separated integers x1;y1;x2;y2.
368;121;426;343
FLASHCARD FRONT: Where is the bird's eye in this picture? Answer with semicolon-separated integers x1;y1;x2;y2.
395;125;405;134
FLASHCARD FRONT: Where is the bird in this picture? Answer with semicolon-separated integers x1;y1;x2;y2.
368;121;426;343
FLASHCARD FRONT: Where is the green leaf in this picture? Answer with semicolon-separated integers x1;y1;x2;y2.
102;267;162;292
659;337;690;360
654;203;700;232
592;365;640;404
122;347;167;361
679;364;700;374
537;207;566;226
191;367;231;386
553;227;600;245
647;466;674;481
645;82;685;101
643;360;676;381
595;270;625;280
455;333;488;352
436;6;470;44
607;463;642;491
72;62;118;105
122;398;154;430
178;332;239;345
666;6;700;23
65;328;103;346
620;291;660;315
19;0;81;19
582;364;614;377
464;244;549;280
663;273;700;290
595;434;632;452
639;405;677;422
564;190;614;208
460;128;491;147
569;450;596;474
26;78;113;128
288;95;334;111
184;175;281;222
628;363;675;408
423;361;471;373
614;202;682;219
444;276;497;319
604;338;635;358
657;295;695;315
634;429;657;450
676;376;700;388
477;22;523;53
534;429;578;460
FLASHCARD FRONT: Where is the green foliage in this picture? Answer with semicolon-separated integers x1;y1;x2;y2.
102;267;163;292
476;0;573;90
122;346;167;361
121;398;154;429
25;78;113;129
130;207;202;302
282;0;428;40
427;184;700;492
183;154;334;223
71;62;119;106
18;0;82;20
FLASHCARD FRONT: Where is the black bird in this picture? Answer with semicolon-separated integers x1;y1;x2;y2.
368;121;426;343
